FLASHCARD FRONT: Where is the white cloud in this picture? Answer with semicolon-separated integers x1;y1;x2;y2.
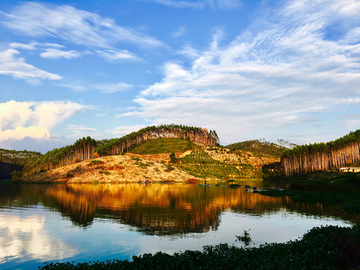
95;50;140;62
124;0;360;144
40;49;82;59
172;26;186;38
1;2;164;48
0;49;61;82
0;100;86;143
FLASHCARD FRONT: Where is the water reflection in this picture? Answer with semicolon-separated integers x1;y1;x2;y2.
0;183;357;237
0;214;76;264
0;182;358;269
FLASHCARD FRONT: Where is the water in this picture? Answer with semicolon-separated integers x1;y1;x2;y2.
0;182;357;269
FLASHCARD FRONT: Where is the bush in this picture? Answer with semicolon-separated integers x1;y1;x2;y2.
11;170;22;179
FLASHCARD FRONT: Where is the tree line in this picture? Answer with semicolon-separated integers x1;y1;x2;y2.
281;130;360;176
23;124;219;176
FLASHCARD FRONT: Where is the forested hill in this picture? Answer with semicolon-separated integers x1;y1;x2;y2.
0;149;42;179
282;130;360;177
23;124;219;176
226;139;291;158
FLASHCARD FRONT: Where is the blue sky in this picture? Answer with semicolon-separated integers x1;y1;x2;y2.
1;0;360;153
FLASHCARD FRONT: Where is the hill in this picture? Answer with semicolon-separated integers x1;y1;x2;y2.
18;138;280;183
226;139;288;158
0;148;42;179
22;124;218;176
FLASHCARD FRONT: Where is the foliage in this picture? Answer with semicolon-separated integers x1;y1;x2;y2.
0;148;42;160
95;124;219;156
169;152;177;163
130;138;194;155
24;136;97;172
226;139;288;158
235;229;252;247
282;129;360;158
11;170;22;179
176;147;249;179
39;225;360;270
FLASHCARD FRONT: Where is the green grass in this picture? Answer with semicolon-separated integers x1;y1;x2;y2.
39;225;360;270
226;139;286;158
130;138;194;155
175;148;257;179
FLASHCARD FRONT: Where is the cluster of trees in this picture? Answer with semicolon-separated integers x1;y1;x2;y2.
226;139;289;158
94;124;219;156
23;124;219;175
282;130;360;176
23;136;97;175
0;149;42;179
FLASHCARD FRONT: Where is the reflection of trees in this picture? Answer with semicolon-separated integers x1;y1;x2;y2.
0;183;358;235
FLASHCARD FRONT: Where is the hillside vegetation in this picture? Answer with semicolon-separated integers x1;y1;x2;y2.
0;148;42;179
17;137;281;182
23;124;219;176
130;138;195;155
226;139;289;158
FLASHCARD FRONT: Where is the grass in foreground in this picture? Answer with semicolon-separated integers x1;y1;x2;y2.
40;225;360;270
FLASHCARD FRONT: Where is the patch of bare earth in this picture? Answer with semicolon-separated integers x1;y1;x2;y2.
20;154;197;183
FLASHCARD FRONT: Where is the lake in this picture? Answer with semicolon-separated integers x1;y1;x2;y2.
0;181;358;269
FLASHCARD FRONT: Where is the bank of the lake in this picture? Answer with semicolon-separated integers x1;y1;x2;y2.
260;171;360;216
34;171;360;270
40;225;360;270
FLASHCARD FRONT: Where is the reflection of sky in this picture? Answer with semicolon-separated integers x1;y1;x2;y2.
0;210;76;269
0;205;353;269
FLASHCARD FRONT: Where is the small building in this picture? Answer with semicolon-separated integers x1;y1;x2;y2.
339;167;360;173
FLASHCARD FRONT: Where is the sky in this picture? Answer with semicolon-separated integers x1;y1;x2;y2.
0;0;360;153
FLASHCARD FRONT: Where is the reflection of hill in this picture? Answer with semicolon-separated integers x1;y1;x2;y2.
0;183;357;235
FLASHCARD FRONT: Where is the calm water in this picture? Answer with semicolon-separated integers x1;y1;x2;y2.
0;181;358;269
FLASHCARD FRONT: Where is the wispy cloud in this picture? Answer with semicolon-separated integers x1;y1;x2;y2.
107;125;145;137
67;124;96;131
56;81;133;93
172;26;186;38
125;0;360;144
91;82;133;93
10;42;64;50
0;49;61;83
1;2;164;48
40;49;82;59
152;0;205;9
151;0;241;9
95;49;141;62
